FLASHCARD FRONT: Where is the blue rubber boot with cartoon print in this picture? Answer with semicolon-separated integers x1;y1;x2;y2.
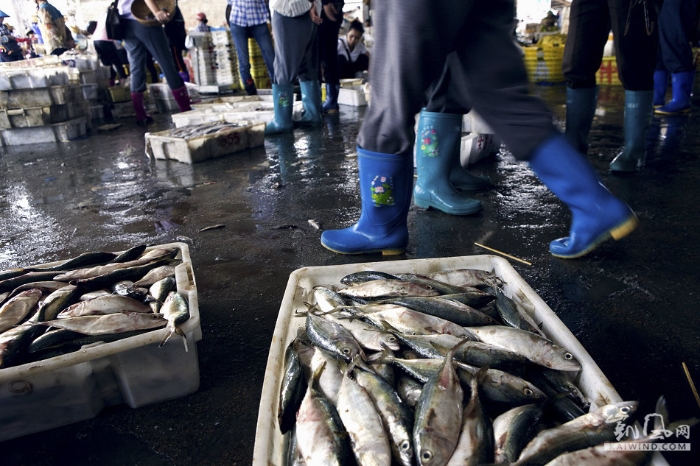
321;147;413;255
265;83;294;135
413;110;482;215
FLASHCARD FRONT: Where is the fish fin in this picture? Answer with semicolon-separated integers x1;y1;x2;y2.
158;329;173;348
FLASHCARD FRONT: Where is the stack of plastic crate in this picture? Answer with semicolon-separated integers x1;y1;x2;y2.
522;34;566;85
211;30;239;88
0;61;89;146
249;38;271;90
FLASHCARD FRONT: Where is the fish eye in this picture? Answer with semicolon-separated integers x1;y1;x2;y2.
524;388;534;396
400;440;411;451
342;347;351;355
421;450;433;461
564;352;573;360
620;407;630;414
387;336;397;343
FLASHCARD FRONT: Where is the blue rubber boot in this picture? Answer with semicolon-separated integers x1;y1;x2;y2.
297;80;323;127
321;147;413;255
655;71;694;115
322;83;340;114
564;86;598;154
413;110;482;215
529;134;638;259
653;70;668;108
610;90;653;172
265;83;294;135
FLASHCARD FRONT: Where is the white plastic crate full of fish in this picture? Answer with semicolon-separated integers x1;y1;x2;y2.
0;242;201;442
253;255;670;466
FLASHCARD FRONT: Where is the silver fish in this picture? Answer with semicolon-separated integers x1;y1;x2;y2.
349;304;477;340
149;276;176;313
0;289;42;333
338;279;441;299
305;313;366;363
354;365;415;466
31;284;80;322
513;401;639;466
414;340;468;466
379;296;497;327
426;269;502;289
322;307;400;352
309;346;344;405
466;325;581;371
396;375;423;408
158;291;190;350
311;286;346;312
278;340;307;434
42;312;167;335
79;290;113;301
445;367;493;466
59;295;152;317
133;265;177;287
493;404;545;464
295;363;351;466
336;362;392;466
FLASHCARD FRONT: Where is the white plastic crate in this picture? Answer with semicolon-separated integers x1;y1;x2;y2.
0;67;71;90
338;86;368;107
0;117;87;146
0;105;71;129
171;101;303;127
0;84;82;110
252;255;662;466
462;109;494;134
81;83;98;101
145;121;265;164
89;105;105;120
0;242;201;442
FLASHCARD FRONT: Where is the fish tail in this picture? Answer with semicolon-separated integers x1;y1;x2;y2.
159;329;173;348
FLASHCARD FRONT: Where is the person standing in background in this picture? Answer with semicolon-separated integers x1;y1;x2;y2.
164;3;189;82
227;0;276;96
117;0;192;126
88;20;129;85
318;1;343;113
562;0;660;173
193;13;211;32
0;10;24;62
653;0;700;115
265;0;324;134
34;0;69;55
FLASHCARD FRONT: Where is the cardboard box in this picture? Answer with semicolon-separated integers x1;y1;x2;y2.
0;242;201;442
252;255;659;466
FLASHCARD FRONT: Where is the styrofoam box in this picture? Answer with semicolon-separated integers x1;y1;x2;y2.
338;86;368;107
460;133;496;167
145;121;265;164
0;67;71;91
0;117;88;146
81;83;99;101
171;101;303;127
0;85;82;110
462;109;494;134
0;105;71;129
89;105;105;120
252;255;668;466
0;242;201;442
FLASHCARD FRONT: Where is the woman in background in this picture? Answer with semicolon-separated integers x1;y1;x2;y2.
117;0;192;125
337;19;369;79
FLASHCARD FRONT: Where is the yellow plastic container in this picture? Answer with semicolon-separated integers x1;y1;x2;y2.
596;56;623;86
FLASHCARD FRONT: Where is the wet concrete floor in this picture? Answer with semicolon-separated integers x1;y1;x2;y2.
1;84;699;465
